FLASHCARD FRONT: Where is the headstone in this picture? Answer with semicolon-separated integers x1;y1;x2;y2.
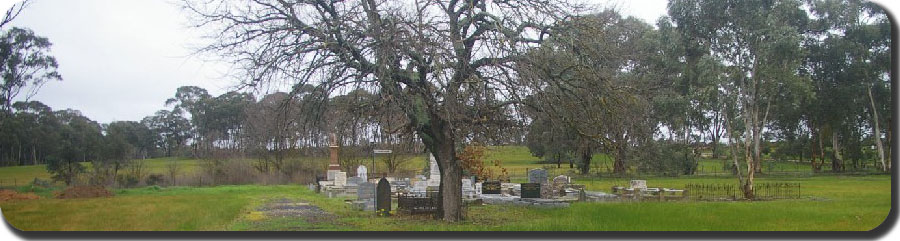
409;181;428;196
357;182;376;211
326;170;341;181
427;153;441;186
376;177;391;215
358;182;376;199
475;182;483;195
357;165;368;180
552;175;570;185
482;181;501;194
630;180;647;189
461;179;475;198
521;183;541;198
528;168;549;184
347;177;364;187
334;172;347;187
552;175;570;197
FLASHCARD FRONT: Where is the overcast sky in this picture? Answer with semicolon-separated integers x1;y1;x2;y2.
1;0;894;124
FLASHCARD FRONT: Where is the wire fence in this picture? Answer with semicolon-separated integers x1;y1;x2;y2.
684;182;801;200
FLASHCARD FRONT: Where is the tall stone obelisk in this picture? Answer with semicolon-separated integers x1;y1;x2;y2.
326;133;342;181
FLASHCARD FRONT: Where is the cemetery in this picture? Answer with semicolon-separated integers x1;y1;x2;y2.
310;138;806;219
0;0;891;233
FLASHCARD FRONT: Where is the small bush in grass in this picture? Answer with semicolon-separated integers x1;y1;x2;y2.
117;174;140;188
146;174;165;186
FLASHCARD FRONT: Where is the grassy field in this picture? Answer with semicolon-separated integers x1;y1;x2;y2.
0;146;893;231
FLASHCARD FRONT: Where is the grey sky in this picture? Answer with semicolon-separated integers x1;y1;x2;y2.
2;0;896;124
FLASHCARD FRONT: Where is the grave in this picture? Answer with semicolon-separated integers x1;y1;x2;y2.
521;183;541;198
355;182;376;211
474;182;483;195
462;179;475;199
376;178;391;216
631;180;647;189
528;168;549;184
357;165;368;181
326;133;342;180
552;175;570;197
333;172;347;187
347;176;364;187
426;154;441;187
482;181;501;194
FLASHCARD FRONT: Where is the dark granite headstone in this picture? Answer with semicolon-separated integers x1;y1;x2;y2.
521;183;541;198
482;181;501;194
376;177;391;215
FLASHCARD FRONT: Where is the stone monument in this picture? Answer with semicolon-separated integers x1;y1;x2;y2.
357;165;368;181
528;168;549;184
326;133;342;181
376;177;391;215
334;171;347;187
426;153;441;187
356;182;376;211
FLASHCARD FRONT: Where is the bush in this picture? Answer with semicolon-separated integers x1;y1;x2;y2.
116;174;140;188
632;141;698;176
146;174;165;186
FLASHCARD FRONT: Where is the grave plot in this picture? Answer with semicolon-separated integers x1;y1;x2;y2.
231;198;340;231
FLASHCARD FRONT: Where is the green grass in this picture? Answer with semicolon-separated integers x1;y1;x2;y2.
1;174;891;231
0;146;893;231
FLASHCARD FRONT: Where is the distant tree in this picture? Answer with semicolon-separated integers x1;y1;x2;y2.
0;27;61;113
143;110;191;157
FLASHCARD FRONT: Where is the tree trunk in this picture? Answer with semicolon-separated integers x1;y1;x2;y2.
831;133;843;172
613;143;626;175
419;116;461;222
867;86;886;172
579;144;592;175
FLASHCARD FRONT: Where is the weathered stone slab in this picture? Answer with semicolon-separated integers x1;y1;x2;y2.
528;168;548;184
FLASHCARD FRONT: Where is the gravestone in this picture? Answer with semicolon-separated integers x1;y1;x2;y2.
482;181;501;194
552;175;570;197
521;183;541;198
411;180;428;196
347;176;364;187
426;154;441;186
357;165;368;181
334;172;348;187
461;179;475;198
528;168;549;184
475;182;483;195
376;178;391;215
357;182;376;211
630;180;647;189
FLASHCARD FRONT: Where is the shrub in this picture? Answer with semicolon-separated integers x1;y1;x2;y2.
146;174;165;186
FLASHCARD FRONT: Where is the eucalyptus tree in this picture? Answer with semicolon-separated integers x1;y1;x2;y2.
668;0;809;198
805;0;890;172
183;0;583;221
0;27;61;113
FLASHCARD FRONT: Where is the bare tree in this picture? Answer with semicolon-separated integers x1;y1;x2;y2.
183;0;583;221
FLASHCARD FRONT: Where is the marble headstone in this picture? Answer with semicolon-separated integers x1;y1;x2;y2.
334;172;347;187
474;182;483;195
357;165;368;181
630;180;647;189
427;153;441;186
461;179;475;198
528;168;549;184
